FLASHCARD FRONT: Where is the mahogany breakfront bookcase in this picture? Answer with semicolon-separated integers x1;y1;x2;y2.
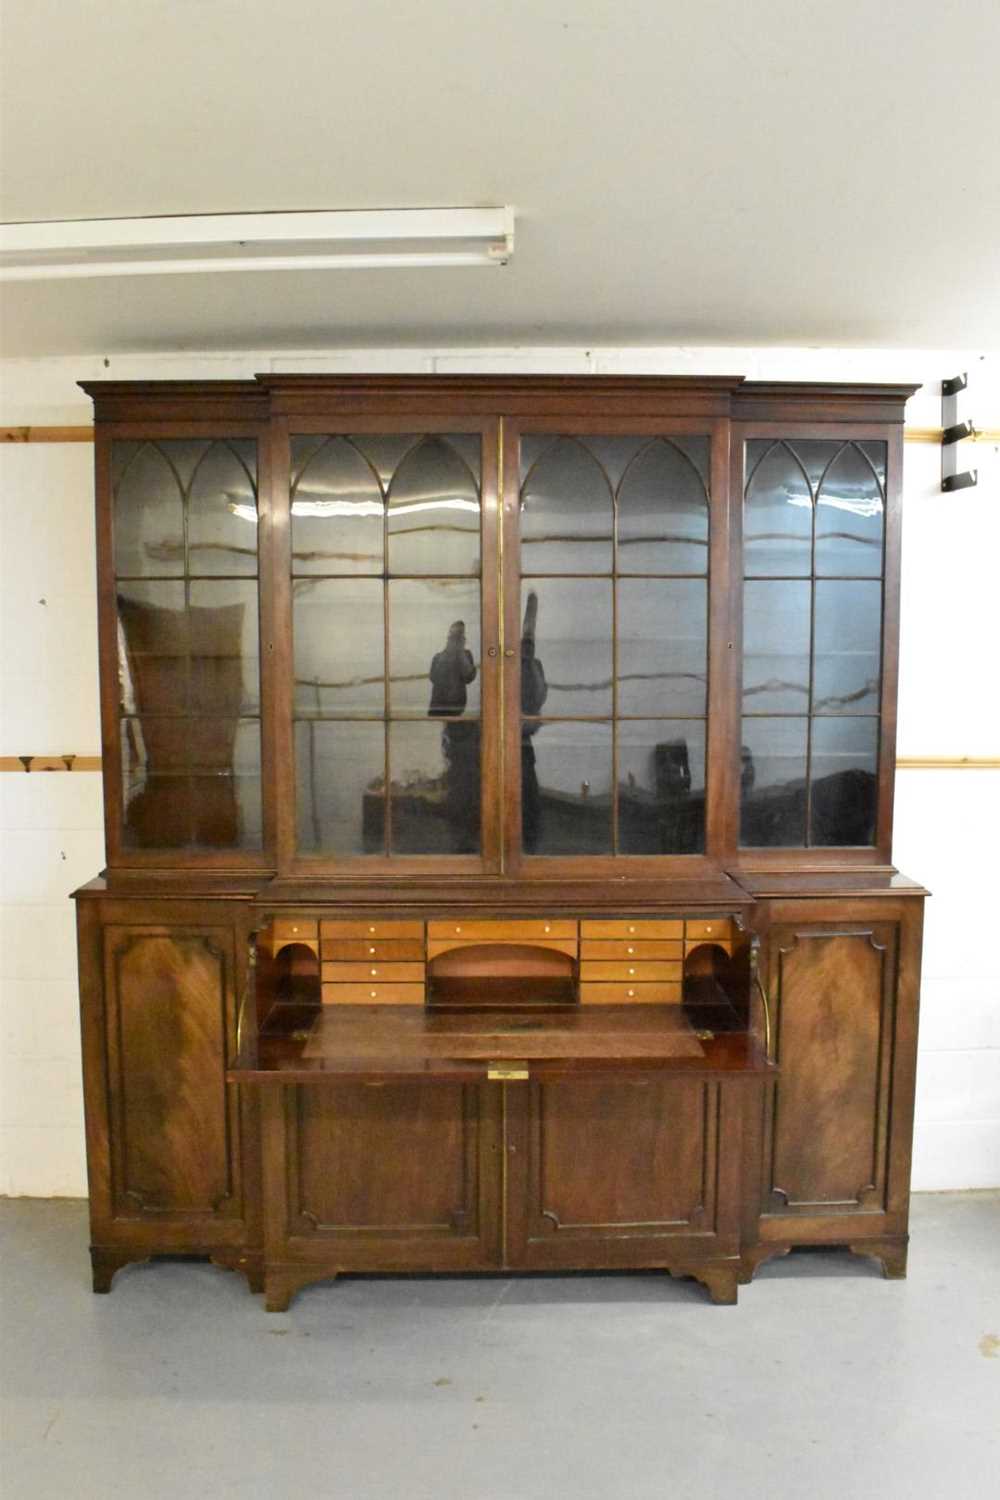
73;375;926;1309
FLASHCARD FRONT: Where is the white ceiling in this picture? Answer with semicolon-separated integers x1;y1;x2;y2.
2;0;999;357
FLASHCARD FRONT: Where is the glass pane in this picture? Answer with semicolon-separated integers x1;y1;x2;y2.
618;579;707;717
389;720;480;855
521;438;613;575
742;580;811;715
815;443;885;577
740;717;808;846
618;439;709;575
389;579;481;716
387;436;481;576
618;720;706;854
522;580;612;717
291;436;383;577
187;440;258;576
120;717;261;850
293;579;384;717
744;441;812;577
117;582;189;715
188;581;260;716
813;580;882;714
810;717;879;846
113;442;185;577
525;721;612;855
295;719;385;856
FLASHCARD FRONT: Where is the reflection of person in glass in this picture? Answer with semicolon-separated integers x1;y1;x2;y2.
520;591;548;852
428;620;479;853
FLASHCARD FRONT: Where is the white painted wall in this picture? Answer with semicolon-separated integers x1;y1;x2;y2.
1;346;997;1195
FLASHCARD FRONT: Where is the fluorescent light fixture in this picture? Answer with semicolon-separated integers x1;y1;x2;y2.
0;207;515;281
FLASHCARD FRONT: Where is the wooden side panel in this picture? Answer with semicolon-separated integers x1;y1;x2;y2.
764;923;896;1214
290;1082;481;1238
104;926;240;1219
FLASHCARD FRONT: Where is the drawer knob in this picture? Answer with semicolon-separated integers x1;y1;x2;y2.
628;925;636;934
544;924;551;933
455;925;462;933
627;988;636;998
627;946;635;954
370;990;378;998
368;925;376;934
628;967;635;975
369;947;376;955
370;968;378;976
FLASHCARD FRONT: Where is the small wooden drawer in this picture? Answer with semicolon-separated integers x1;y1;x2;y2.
579;939;683;960
579;961;683;982
427;919;577;941
271;919;318;944
320;919;424;940
580;982;682;1005
321;982;425;1005
321;939;426;961
322;962;426;983
580;919;684;939
685;919;733;942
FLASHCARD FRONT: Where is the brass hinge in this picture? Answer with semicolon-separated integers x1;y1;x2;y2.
488;1061;529;1081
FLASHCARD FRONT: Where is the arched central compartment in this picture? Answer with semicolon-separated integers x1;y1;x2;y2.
427;942;577;1008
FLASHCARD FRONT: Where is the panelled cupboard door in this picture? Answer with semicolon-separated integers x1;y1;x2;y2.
267;1081;500;1269
506;1078;743;1268
760;915;907;1227
101;925;244;1228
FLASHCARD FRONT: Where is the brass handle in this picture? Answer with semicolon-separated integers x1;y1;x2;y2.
754;972;774;1060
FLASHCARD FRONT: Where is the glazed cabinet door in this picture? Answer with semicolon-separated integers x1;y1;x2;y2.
505;1077;745;1277
753;898;922;1263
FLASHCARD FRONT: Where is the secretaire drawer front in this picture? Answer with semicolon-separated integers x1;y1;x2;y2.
321;982;425;1005
579;961;683;982
426;919;577;941
580;920;684;939
321;939;426;961
271;919;319;944
580;982;683;1004
579;939;684;960
685;919;733;943
320;920;424;940
321;962;426;983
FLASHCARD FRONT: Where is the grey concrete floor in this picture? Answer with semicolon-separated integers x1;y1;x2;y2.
1;1195;998;1500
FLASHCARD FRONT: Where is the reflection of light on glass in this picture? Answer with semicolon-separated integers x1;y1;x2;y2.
783;488;881;518
227;497;479;522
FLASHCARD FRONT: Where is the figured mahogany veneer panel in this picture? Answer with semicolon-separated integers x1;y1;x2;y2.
292;1082;477;1234
104;928;238;1217
580;920;683;939
766;924;897;1213
321;939;425;961
528;1078;714;1232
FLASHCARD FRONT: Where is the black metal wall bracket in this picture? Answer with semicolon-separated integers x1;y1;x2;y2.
941;374;978;492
